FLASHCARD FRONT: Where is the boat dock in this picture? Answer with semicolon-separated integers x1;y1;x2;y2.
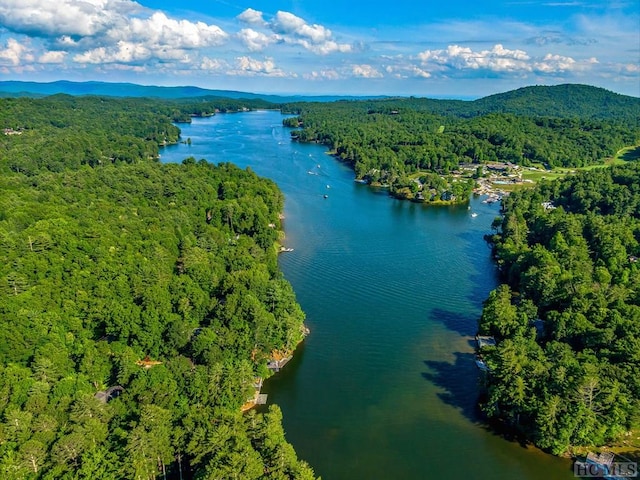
241;378;268;412
267;356;292;372
474;335;497;373
476;335;497;349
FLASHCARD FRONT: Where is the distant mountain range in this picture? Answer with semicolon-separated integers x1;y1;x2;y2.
0;80;637;122
0;80;387;103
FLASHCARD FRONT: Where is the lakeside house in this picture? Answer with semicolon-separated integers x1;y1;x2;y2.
476;335;497;349
475;335;497;373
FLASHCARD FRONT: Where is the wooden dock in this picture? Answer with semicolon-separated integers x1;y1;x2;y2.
267;356;292;372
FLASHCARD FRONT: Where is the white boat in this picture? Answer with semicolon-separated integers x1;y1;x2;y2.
475;355;490;372
471;212;478;218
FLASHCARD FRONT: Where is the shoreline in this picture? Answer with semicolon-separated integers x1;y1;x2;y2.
240;326;309;412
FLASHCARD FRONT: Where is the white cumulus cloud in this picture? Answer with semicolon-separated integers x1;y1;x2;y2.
414;43;601;78
73;41;152;64
418;44;532;72
533;53;597;73
123;12;227;49
269;11;352;55
0;0;228;68
0;0;140;37
0;38;34;66
272;11;332;43
38;50;67;64
351;64;383;78
200;56;228;72
232;56;287;77
237;28;276;52
237;8;267;26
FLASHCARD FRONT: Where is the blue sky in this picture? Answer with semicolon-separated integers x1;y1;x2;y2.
0;0;638;97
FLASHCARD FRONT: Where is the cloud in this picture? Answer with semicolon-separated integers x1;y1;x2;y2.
237;28;276;52
73;41;150;64
407;65;431;79
0;0;228;68
351;64;383;78
383;61;432;79
0;38;34;66
533;53;596;72
269;11;352;55
272;11;331;43
237;8;352;54
418;44;531;72
200;56;228;71
237;8;266;26
415;43;600;77
0;0;141;37
525;33;598;46
232;56;287;77
123;12;227;49
303;69;341;80
38;50;67;64
622;63;640;74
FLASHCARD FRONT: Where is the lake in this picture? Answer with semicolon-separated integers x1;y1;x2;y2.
160;110;574;479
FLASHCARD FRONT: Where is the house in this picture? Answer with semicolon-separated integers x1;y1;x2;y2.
476;335;497;349
440;191;454;201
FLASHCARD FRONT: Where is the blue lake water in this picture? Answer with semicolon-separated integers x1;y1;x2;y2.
160;110;574;480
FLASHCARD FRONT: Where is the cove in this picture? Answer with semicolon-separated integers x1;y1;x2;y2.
160;110;574;479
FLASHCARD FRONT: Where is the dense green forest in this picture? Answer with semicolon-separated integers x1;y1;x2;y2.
0;96;317;479
2;84;638;476
0;95;274;175
282;85;639;202
477;164;640;454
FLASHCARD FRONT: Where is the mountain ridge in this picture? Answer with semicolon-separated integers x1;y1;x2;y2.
0;80;389;103
1;80;638;122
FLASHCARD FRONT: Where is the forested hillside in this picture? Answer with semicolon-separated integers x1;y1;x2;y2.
282;85;639;199
458;84;640;120
478;164;640;454
0;95;274;175
0;96;316;479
